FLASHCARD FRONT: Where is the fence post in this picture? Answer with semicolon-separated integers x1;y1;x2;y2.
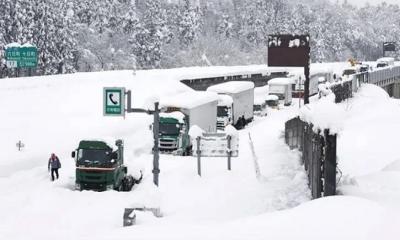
196;136;201;177
324;129;337;196
227;135;232;171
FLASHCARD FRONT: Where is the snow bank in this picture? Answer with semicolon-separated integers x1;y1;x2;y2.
188;125;204;138
337;84;400;176
299;93;346;133
207;81;254;94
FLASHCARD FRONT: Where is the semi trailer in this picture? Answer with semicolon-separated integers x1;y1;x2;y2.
158;91;218;155
207;81;254;130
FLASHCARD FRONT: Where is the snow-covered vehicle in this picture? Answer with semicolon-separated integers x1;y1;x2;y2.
158;91;218;155
267;78;294;106
253;86;269;116
376;57;394;68
207;81;254;130
71;139;141;191
265;95;279;109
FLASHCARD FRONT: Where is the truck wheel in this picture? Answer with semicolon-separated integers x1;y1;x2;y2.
122;176;134;191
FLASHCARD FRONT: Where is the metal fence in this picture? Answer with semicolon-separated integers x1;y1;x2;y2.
329;79;354;103
285;117;337;199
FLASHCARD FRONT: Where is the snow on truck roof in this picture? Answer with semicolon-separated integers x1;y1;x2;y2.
160;111;185;123
217;94;233;106
160;91;218;109
268;77;295;85
207;81;255;94
266;95;279;101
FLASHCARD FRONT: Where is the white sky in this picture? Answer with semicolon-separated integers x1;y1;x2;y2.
330;0;400;6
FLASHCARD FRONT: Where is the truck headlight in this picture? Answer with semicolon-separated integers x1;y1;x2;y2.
75;183;81;190
106;184;114;190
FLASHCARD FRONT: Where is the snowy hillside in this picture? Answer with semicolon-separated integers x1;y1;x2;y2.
1;66;400;240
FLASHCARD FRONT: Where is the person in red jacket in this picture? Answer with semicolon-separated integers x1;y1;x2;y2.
48;153;61;181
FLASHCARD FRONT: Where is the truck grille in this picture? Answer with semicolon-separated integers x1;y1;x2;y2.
217;121;225;130
159;138;177;150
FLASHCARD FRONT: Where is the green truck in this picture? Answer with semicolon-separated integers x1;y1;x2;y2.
71;139;141;191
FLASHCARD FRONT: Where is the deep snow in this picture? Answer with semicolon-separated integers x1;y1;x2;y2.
1;65;400;240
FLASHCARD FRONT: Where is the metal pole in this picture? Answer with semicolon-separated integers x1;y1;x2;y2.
227;135;232;171
383;42;385;57
304;64;310;104
152;102;160;186
196;136;201;176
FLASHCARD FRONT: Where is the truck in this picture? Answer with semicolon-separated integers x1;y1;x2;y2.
376;57;395;68
207;81;254;130
158;91;218;155
71;139;141;191
267;78;294;106
253;85;269;116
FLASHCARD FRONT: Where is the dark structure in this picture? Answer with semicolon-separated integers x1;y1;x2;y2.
180;71;288;90
285;117;337;199
267;34;310;104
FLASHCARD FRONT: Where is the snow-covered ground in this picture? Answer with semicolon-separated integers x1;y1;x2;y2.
1;64;400;239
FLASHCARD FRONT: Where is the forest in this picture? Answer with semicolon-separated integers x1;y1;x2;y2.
0;0;399;76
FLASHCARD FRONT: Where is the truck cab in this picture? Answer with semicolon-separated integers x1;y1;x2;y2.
216;94;233;130
158;111;190;155
72;139;137;191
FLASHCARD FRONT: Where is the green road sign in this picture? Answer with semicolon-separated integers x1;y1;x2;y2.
5;45;38;68
103;87;125;116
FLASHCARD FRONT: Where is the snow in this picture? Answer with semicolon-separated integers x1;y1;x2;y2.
160;91;218;109
159;111;185;124
207;81;255;94
1;64;400;240
299;92;345;134
188;125;204;139
5;42;21;48
216;94;233;106
268;77;295;85
21;43;35;48
266;94;279;101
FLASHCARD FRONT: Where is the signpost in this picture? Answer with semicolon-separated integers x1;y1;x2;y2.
192;132;239;176
268;34;311;104
5;45;38;68
103;87;125;117
103;88;160;186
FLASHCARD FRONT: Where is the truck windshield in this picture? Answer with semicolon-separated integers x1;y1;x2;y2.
253;105;262;111
159;123;180;135
217;106;229;117
77;149;113;166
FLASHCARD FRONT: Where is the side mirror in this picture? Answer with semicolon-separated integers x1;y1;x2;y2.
71;151;75;158
149;124;153;131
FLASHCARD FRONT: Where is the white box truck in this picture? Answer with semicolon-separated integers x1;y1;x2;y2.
267;78;294;106
158;91;218;155
207;81;254;130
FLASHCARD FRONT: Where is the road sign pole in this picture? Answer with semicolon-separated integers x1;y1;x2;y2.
227;135;232;171
152;102;160;186
304;64;310;104
196;136;201;176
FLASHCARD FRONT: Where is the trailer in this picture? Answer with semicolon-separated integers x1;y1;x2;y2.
267;78;294;106
207;81;254;130
158;91;218;155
